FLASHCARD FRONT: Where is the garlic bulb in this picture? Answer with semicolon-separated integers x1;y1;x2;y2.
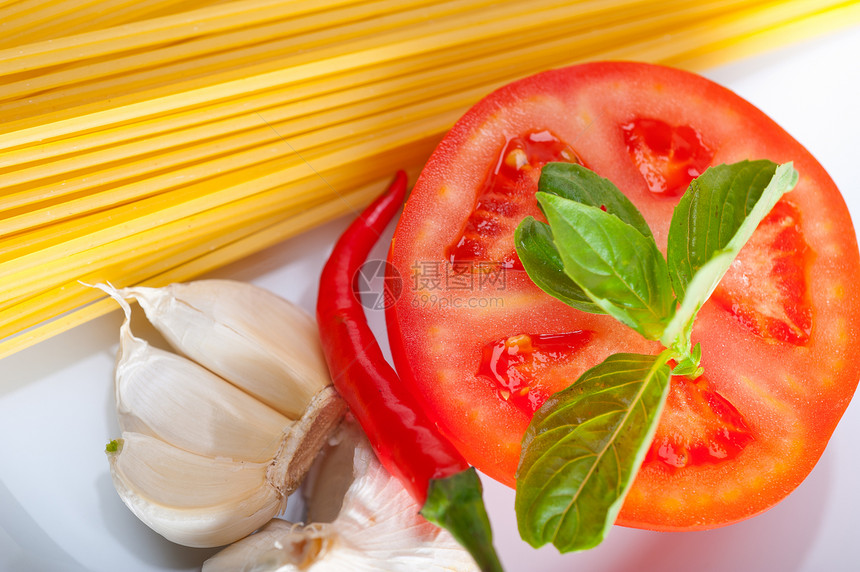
99;281;346;548
116;280;329;419
202;423;480;572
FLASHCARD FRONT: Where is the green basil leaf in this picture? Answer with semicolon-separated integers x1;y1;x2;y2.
515;352;672;552
514;216;604;314
662;161;798;346
538;163;654;239
421;467;504;572
538;192;675;340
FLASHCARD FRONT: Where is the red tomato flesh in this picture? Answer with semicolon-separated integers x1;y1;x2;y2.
712;200;813;345
622;117;714;196
386;62;860;531
646;374;754;470
476;330;594;414
447;130;578;269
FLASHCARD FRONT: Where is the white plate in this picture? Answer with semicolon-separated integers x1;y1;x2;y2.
1;25;859;572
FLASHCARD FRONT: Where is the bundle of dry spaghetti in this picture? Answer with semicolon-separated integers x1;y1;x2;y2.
0;0;857;358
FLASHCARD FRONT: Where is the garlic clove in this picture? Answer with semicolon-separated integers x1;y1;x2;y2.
203;422;480;571
117;280;330;419
105;386;346;549
107;433;283;548
199;519;335;571
108;284;293;464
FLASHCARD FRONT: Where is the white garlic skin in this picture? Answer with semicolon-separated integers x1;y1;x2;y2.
115;310;292;463
119;280;330;419
203;423;480;572
107;433;284;548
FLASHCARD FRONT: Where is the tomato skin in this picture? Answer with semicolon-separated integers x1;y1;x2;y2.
386;62;860;531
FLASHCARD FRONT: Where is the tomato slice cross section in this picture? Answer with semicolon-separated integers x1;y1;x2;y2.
386;62;860;531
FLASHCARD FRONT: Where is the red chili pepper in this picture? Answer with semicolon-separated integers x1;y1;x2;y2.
316;171;467;502
316;172;503;572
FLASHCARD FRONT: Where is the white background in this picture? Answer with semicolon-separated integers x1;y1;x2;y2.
0;24;858;572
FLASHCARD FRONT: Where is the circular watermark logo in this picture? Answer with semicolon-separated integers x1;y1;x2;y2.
354;259;403;310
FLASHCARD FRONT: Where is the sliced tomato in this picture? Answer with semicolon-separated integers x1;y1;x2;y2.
386;62;860;531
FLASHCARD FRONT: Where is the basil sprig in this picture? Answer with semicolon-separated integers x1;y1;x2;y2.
514;160;798;552
515;163;655;315
535;192;675;340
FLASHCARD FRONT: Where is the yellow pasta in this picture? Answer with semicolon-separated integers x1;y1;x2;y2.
0;176;402;359
0;0;857;358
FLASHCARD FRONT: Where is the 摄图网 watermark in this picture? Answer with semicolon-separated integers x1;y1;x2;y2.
354;259;508;310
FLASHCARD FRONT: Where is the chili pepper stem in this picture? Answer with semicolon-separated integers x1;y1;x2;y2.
422;468;505;572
